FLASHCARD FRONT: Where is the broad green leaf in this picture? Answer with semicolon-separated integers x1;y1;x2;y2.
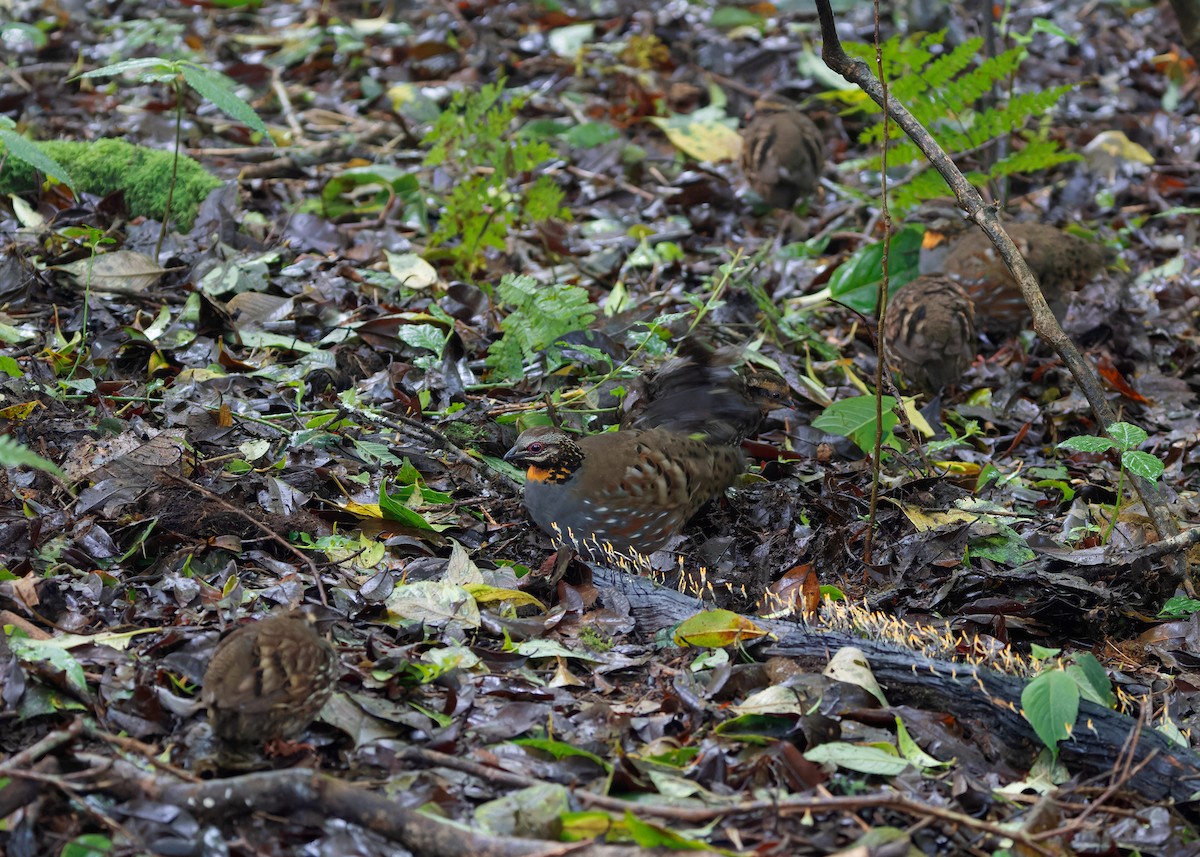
967;521;1035;566
709;7;765;30
385;580;480;629
1021;669;1079;759
0;355;23;378
385;251;439;290
513;639;601;662
0;435;65;478
673;609;768;648
1066;653;1114;708
563;122;620;149
1057;435;1116;453
7;635;89;697
377;481;435;530
647;105;741;163
895;715;949;769
511;737;611;771
61;833;113;857
623;811;708;850
1107;421;1148;450
547;23;594;57
475;783;570;837
0;22;47;48
811;395;899;456
824;646;887;706
1029;644;1062;660
1159;596;1200;619
804;742;910;776
732;686;806;716
463;583;546;611
827;227;923;314
1122;450;1164;481
0;130;76;187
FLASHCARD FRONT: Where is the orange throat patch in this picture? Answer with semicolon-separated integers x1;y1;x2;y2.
525;465;571;485
921;230;947;250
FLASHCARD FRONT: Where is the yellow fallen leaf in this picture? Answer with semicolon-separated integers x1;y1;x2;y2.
674;609;768;648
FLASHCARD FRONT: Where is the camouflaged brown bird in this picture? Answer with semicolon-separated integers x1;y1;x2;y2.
504;345;781;558
916;202;1113;334
202;611;340;745
884;274;978;393
619;342;791;446
740;93;826;211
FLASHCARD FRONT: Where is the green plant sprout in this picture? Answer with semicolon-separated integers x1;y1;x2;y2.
1057;421;1165;545
1021;645;1114;762
76;58;269;258
422;78;570;274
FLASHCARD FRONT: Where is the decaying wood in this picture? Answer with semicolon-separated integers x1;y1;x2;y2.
593;566;1200;803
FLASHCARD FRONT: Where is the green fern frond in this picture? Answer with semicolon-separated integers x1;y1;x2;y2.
486;274;598;381
838;28;1078;210
422;79;570;274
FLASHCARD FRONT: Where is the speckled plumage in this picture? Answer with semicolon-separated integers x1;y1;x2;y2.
884;275;977;393
505;425;744;557
916;203;1112;333
619;344;790;445
740;95;825;211
202;612;339;745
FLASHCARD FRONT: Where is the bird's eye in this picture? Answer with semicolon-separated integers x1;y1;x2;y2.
527;442;544;453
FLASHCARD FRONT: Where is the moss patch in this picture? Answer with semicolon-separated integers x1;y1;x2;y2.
0;138;223;231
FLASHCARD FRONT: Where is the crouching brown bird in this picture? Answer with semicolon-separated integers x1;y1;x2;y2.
740;93;826;211
202;611;340;747
504;346;764;559
883;275;978;393
917;203;1112;334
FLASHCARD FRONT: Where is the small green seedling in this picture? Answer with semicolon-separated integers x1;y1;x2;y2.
1057;421;1165;544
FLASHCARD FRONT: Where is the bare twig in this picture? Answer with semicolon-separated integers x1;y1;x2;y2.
163;472;328;605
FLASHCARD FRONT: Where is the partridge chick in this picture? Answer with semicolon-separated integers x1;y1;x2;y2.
916;203;1111;333
884;275;977;393
504;425;743;558
740;93;825;211
202;611;340;745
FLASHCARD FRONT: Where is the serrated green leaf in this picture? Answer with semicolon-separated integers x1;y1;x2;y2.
79;57;177;79
1057;435;1117;453
1122;450;1163;481
180;63;269;137
1108;421;1148;450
